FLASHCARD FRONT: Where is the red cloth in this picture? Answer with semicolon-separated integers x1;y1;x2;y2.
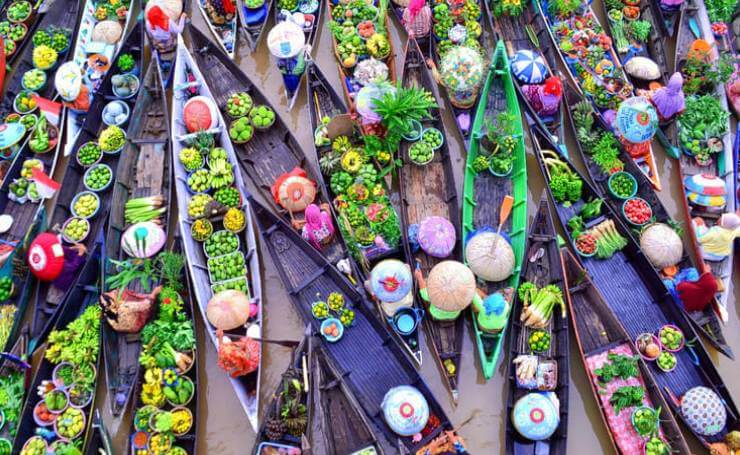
27;233;65;282
676;271;718;312
146;5;170;32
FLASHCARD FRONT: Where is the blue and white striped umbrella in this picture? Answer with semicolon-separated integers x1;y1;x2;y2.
510;50;547;84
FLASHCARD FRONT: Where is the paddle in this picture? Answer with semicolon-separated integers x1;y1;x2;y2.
490;195;514;253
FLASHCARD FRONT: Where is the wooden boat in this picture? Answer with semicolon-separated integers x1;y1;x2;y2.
561;82;734;359
64;1;136;156
562;248;691;455
237;0;274;52
85;410;113;455
672;0;735;320
398;37;463;396
172;32;263;431
189;26;352;271
0;326;31;450
327;0;396;112
463;40;527;381
0;0;82;260
0;0;43;68
529;123;740;448
304;56;425;366
149;0;190;88
29;22;144;354
486;0;566;148
249;196;466;453
196;0;238;58
535;0;663;190
309;345;383;455
0;217;41;356
427;2;485;148
0;0;79;106
272;2;323;108
13;243;102;453
102;55;172;420
654;0;683;36
252;329;311;454
126;238;199;455
504;197;568;454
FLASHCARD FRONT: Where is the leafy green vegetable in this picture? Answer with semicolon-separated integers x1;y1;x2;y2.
609;385;645;415
594;353;639;384
0;371;25;437
542;150;583;206
580;198;603;220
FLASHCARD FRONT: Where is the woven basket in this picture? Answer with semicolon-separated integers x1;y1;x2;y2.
403;6;431;37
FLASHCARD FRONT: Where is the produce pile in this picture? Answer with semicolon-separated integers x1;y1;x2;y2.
317;133;402;265
131;254;197;455
311;292;356;342
0;303;17;351
677;94;730;164
432;0;484;59
548;9;632;112
8;160;42;204
603;0;653;53
0;369;24;444
472;112;518;176
18;305;101;454
328;0;393;98
226;91;275;144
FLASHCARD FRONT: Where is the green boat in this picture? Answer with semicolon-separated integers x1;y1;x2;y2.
463;41;528;380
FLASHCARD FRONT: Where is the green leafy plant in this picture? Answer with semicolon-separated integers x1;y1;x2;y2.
591;134;624;175
157;252;186;292
705;0;736;23
548;0;582;17
372;83;437;151
609;385;645;415
492;0;525;17
541;150;582;206
117;53;135;72
0;371;24;437
628;20;652;42
594;353;639;384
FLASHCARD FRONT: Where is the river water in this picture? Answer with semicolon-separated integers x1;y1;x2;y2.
36;1;739;453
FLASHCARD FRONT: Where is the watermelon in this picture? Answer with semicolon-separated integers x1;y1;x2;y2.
183;96;219;133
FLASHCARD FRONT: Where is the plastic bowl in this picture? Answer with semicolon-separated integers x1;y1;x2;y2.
656;351;677;372
622;197;652;226
21;68;46;92
83;163;113;192
32;401;55;427
76;141;103;167
657;324;685;352
608;171;637;199
421;127;444;150
100;128;127;155
635;332;661;361
13;90;38;114
320;318;344;342
70;191;101;219
61;217;90;244
112;74;140;100
631;406;658;437
402;119;423;141
102;100;130;126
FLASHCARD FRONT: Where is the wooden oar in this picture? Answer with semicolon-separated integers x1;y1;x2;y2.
490;195;514;253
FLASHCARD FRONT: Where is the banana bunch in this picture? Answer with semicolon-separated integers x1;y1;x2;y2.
209;158;234;189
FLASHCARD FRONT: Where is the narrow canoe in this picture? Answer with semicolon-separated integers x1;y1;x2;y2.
189;26;354;272
85;410;113;455
562;248;691;455
172;31;263;432
13;243;102;454
653;0;683;36
0;0;44;68
561;82;733;359
273;0;324;108
102;52;172;420
305;55;424;366
486;0;566;149
0;326;31;448
126;238;200;455
428;1;485;147
64;0;136;156
251;329;312;454
249;196;466;453
0;0;79;106
398;37;463;397
535;0;663;190
530;123;740;449
504;197;569;454
328;0;397;112
237;0;274;52
463;40;528;381
309;343;382;455
673;0;735;321
29;22;144;355
196;0;238;58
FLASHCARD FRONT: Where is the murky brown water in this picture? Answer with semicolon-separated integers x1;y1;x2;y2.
31;2;738;453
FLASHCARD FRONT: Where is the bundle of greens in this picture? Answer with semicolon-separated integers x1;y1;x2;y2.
610;385;645;414
591;219;628;259
373;83;437;151
541;150;583;205
0;370;24;437
517;282;566;328
45;305;101;366
594;352;639;384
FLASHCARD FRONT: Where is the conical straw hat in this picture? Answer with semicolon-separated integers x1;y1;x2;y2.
465;231;515;282
426;260;475;312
